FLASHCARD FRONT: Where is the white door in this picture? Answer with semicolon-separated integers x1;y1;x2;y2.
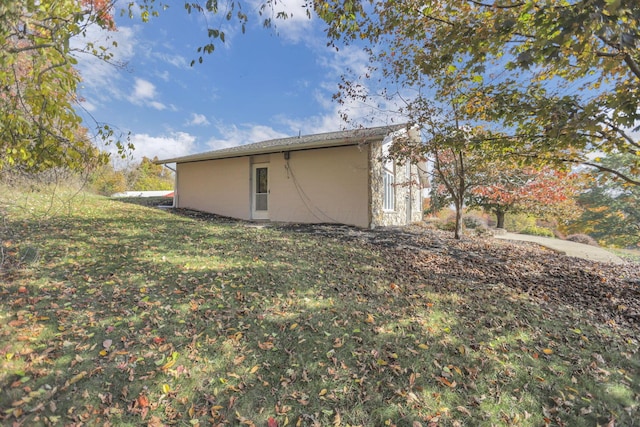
252;164;269;220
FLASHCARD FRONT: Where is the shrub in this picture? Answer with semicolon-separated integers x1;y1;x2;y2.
463;214;487;229
565;234;599;247
462;215;493;237
520;225;555;238
504;213;536;232
435;220;457;232
89;167;126;196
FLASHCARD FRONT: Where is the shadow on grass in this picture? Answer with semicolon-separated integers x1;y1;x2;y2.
0;198;638;426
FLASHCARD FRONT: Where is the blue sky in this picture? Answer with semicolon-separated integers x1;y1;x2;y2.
73;0;392;166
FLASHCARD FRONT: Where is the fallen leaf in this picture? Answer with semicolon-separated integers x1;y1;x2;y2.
258;341;274;350
333;410;341;426
161;358;177;371
436;376;456;388
456;406;471;416
62;371;87;390
148;415;164;426
137;394;149;408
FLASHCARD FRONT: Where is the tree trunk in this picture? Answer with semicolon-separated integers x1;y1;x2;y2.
454;199;463;239
496;210;505;229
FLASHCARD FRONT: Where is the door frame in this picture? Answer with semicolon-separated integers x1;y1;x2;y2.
251;163;269;220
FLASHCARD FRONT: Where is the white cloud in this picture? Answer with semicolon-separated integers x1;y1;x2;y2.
128;78;166;110
248;0;314;44
72;22;175;112
79;99;97;113
255;41;407;137
133;78;156;99
270;0;314;43
272;111;343;136
109;132;197;167
156;70;171;82
153;52;190;69
72;24;138;104
149;101;167;111
206;122;290;150
318;45;370;80
186;113;211;126
308;43;411;129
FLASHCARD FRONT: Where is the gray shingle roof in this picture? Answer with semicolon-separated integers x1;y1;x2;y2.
155;124;407;164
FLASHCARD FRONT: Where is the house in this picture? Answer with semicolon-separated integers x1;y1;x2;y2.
155;124;426;228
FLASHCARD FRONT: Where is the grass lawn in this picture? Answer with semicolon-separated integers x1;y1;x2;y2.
1;191;638;426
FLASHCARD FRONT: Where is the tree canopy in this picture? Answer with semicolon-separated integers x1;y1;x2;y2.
467;161;581;229
126;156;173;191
8;0;639;188
0;0;120;173
567;154;640;247
88;156;173;195
314;0;640;185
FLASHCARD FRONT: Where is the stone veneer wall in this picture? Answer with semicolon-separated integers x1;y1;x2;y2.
369;137;423;228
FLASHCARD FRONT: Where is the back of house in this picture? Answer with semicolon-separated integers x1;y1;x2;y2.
156;125;426;228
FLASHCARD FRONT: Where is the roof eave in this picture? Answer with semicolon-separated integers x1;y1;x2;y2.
155;133;387;165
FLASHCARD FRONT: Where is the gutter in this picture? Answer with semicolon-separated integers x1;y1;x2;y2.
154;137;383;165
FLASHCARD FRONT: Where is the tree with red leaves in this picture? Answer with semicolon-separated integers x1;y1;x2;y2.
467;160;581;229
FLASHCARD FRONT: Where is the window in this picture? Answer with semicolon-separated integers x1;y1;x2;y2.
383;169;395;211
382;140;395;212
254;167;268;211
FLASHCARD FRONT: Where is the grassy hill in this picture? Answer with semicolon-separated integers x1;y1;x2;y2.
1;192;638;426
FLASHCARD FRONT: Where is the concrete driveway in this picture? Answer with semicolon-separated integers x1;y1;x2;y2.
495;232;625;264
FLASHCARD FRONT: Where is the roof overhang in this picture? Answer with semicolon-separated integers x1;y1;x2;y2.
155;124;409;165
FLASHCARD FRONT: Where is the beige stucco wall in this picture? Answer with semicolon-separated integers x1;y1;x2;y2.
176;157;251;220
175;145;370;227
174;130;425;229
269;145;370;227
